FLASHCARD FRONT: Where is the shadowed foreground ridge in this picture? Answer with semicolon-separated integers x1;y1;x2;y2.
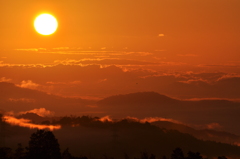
1;115;240;159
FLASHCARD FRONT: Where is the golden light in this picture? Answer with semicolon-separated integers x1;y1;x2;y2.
34;13;58;35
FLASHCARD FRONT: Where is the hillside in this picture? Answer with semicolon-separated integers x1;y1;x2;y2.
3;116;240;159
152;120;240;146
98;92;179;106
0;82;95;114
97;92;240;135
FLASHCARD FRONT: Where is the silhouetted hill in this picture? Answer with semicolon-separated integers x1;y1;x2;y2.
98;92;239;112
97;92;240;135
0;82;95;114
2;83;240;136
152;120;240;146
97;92;180;117
4;116;240;159
0;82;45;99
98;92;178;106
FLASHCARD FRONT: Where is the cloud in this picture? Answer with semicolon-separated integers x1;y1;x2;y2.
53;58;156;66
8;98;35;103
3;115;61;131
46;81;81;85
125;116;186;125
98;116;113;122
0;77;11;82
125;116;225;132
1;62;240;100
206;123;222;130
15;48;39;51
177;54;198;57
95;116;185;126
139;117;185;125
52;47;69;50
179;79;209;84
217;74;240;81
17;80;39;89
19;108;55;117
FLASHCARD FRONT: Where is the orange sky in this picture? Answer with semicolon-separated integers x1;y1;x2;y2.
1;0;240;100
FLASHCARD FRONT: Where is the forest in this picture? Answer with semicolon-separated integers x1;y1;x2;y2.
0;115;238;159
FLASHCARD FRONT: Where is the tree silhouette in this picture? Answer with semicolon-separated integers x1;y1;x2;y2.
149;154;156;159
27;129;61;159
62;148;72;159
171;147;184;159
0;114;6;147
218;156;228;159
0;147;12;159
161;156;167;159
14;143;25;159
141;152;148;159
186;151;202;159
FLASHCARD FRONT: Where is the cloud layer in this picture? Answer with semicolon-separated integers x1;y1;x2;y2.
1;61;240;100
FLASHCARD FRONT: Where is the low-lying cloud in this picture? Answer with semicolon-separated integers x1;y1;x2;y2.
3;115;61;131
19;108;55;117
17;80;39;89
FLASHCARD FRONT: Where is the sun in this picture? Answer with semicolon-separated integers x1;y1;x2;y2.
34;13;58;35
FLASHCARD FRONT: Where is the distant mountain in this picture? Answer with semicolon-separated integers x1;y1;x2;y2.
97;91;240;115
97;92;180;115
98;92;178;106
2;83;240;137
98;91;240;144
0;82;95;114
97;91;240;135
152;120;240;146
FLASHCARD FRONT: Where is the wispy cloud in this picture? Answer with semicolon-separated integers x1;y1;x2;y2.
0;77;11;82
179;79;209;84
177;54;198;57
97;116;186;126
125;116;185;125
53;58;156;66
158;34;164;37
17;80;39;89
15;48;39;51
217;73;240;81
206;123;222;130
98;116;113;122
19;108;55;117
8;98;35;103
14;48;47;51
3;115;61;131
52;47;69;50
139;117;185;125
46;81;81;85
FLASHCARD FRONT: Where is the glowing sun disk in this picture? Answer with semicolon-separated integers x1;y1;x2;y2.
34;13;58;35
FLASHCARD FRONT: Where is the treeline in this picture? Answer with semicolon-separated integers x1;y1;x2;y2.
49;115;159;129
0;129;228;159
0;115;239;159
